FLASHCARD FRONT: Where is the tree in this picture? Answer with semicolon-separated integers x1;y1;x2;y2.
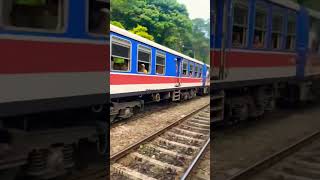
130;25;155;41
111;21;125;29
111;0;210;64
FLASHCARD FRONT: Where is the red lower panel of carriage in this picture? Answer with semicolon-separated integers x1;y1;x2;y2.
0;39;109;74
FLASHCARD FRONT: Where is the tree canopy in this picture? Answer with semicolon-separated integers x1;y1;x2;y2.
111;0;210;64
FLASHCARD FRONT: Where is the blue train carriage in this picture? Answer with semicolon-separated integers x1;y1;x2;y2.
110;24;209;121
210;0;320;123
0;0;109;179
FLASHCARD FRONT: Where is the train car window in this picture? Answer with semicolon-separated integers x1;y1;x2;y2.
182;61;188;76
232;0;248;48
156;51;165;75
309;18;320;53
195;65;199;77
88;0;109;35
199;66;203;78
2;0;65;31
254;3;267;49
138;45;151;74
189;63;194;77
285;14;296;50
272;12;283;49
111;36;131;72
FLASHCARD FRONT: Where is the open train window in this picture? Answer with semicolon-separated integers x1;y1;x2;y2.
199;66;203;78
88;0;109;35
111;36;131;72
195;64;199;77
285;14;296;50
137;45;151;74
254;2;267;49
1;0;65;31
182;61;188;76
272;12;283;49
232;0;248;48
309;18;320;53
156;51;165;75
189;63;194;77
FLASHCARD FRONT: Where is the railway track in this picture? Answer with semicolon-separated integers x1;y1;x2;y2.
110;104;210;180
227;130;320;180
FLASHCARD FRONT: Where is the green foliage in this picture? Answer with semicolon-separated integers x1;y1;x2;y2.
130;25;155;41
111;21;125;29
111;0;210;63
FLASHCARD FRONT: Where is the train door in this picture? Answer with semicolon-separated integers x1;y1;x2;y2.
175;57;182;87
212;0;229;80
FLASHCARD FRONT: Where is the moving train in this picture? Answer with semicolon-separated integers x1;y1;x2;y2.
0;0;108;179
211;0;320;122
110;24;210;122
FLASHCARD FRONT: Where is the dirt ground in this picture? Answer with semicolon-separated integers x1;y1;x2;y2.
213;103;320;180
110;96;209;155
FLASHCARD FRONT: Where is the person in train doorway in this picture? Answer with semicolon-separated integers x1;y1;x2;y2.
141;64;148;74
253;36;264;48
11;0;47;28
233;33;242;47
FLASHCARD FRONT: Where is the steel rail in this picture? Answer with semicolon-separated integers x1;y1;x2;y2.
227;130;320;180
180;137;210;180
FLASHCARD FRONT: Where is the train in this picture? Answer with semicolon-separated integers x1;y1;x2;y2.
0;0;109;179
110;24;210;122
211;0;320;123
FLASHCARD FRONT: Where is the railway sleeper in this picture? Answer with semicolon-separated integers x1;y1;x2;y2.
157;137;200;151
174;127;207;137
170;129;207;140
189;118;210;125
180;124;209;132
185;121;210;128
147;144;193;160
166;131;205;143
132;152;184;172
112;163;156;180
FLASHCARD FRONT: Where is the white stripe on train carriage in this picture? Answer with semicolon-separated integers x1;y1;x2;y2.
211;48;297;56
110;83;203;94
111;25;209;67
0;72;109;103
110;72;203;79
212;66;296;83
0;34;109;45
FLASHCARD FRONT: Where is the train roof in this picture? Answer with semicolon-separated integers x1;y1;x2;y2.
269;0;320;19
110;24;209;66
269;0;300;11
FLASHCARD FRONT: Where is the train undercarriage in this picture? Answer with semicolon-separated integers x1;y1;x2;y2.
110;87;209;123
211;79;318;124
0;106;108;180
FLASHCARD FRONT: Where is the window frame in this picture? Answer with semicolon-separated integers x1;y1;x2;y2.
231;0;249;48
253;2;268;49
189;61;194;77
86;0;109;37
195;64;199;78
110;35;132;72
182;60;188;77
271;11;284;50
137;44;152;74
285;13;297;51
155;50;166;75
0;0;68;33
